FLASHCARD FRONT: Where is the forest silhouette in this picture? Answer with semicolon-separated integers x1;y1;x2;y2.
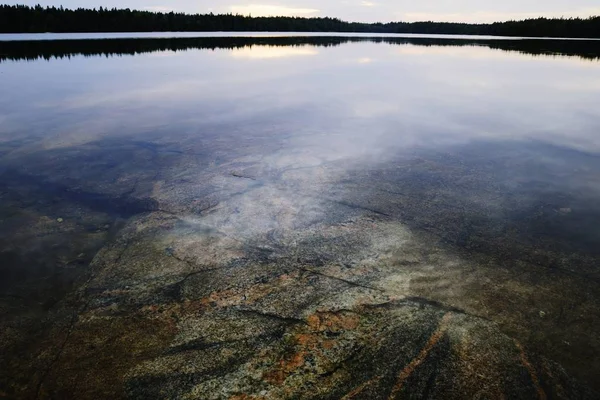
1;4;600;38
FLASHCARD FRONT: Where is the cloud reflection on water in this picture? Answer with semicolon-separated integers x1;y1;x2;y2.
229;45;319;59
0;37;599;161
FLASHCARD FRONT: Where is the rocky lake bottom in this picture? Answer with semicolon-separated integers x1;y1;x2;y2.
1;35;599;399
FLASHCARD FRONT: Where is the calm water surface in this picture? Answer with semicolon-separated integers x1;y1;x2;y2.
1;35;600;398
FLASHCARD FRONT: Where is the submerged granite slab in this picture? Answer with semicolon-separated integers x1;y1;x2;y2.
1;139;599;399
3;208;594;399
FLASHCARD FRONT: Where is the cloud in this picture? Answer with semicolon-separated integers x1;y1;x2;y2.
229;4;320;17
398;7;600;23
361;1;376;7
143;6;176;13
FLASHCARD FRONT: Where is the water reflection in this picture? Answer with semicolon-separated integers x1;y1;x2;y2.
230;45;319;58
1;36;600;62
1;36;600;397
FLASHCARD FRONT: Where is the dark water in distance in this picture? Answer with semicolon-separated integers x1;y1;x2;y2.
6;31;598;41
1;34;600;397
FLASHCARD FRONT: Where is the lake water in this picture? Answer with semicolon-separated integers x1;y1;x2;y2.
1;35;599;399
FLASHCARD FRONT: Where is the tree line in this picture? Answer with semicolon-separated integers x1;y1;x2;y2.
2;37;599;63
1;4;599;38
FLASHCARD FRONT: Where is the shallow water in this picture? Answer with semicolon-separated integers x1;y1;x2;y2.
1;35;599;399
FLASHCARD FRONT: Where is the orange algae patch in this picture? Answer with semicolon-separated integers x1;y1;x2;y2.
388;312;453;399
515;340;547;400
263;310;360;385
307;311;360;332
263;351;307;384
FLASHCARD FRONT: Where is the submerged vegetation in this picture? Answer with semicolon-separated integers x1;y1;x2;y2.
1;4;600;38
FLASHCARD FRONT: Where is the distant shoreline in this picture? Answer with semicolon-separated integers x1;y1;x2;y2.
2;31;600;43
1;5;599;38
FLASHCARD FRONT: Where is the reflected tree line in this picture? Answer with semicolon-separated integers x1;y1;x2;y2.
1;37;599;62
1;5;599;38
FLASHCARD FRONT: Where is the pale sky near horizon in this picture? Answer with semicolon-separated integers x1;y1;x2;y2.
5;1;600;23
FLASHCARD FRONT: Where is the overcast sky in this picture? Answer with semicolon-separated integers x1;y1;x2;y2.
7;1;600;23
